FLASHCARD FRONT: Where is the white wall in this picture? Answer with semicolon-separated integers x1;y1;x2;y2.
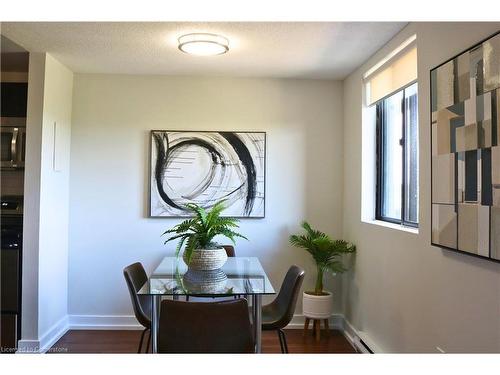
20;53;73;350
342;23;500;353
37;54;73;342
21;52;45;344
68;75;344;319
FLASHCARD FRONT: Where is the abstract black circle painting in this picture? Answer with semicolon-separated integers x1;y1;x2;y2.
150;130;266;217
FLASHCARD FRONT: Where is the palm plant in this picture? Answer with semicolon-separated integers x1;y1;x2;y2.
163;200;247;263
289;221;355;295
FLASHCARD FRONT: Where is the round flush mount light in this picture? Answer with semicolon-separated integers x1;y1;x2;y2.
178;33;229;56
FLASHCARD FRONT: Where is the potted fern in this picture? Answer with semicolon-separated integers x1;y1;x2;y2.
163;200;247;270
289;222;355;319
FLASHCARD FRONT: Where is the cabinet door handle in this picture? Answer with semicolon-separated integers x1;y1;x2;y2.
11;128;19;166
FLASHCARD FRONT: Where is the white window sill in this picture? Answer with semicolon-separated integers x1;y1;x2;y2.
362;219;419;234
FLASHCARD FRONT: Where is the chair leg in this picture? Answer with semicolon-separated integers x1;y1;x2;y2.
278;329;289;354
276;330;284;353
137;328;147;353
146;329;151;353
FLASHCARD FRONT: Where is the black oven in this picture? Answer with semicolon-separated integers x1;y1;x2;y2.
1;196;23;353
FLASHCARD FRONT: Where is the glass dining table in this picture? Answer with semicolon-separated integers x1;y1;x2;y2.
137;256;275;353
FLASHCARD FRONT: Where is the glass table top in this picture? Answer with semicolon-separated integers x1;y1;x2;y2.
138;257;275;296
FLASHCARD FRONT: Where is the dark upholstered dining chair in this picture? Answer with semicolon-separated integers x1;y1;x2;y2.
123;262;151;353
221;244;235;257
158;299;254;353
260;265;305;353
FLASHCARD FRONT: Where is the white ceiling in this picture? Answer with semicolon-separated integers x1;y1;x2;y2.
0;22;406;79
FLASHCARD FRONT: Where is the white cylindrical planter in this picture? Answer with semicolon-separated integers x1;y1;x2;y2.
303;291;333;319
183;248;228;271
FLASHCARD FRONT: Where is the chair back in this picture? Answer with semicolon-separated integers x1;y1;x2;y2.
273;265;305;327
222;245;235;257
123;262;151;328
158;299;254;353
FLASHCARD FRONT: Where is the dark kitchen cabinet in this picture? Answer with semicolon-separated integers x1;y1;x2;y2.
1;82;28;117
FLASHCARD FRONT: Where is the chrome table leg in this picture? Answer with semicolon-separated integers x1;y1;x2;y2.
251;295;256;324
252;295;262;353
151;295;160;353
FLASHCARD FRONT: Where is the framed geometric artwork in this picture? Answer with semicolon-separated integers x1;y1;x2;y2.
430;30;500;263
150;130;265;218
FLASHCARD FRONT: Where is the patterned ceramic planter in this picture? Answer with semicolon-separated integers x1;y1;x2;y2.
183;248;228;271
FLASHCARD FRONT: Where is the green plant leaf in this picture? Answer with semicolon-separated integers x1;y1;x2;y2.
289;221;356;293
184;235;199;263
206;200;227;225
163;233;188;245
174;234;189;256
186;203;208;227
161;199;248;264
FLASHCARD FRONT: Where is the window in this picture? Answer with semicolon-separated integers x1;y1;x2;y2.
375;82;419;227
361;36;418;229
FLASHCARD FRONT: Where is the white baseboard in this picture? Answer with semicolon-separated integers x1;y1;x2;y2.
68;315;142;330
342;317;382;353
67;313;345;330
342;317;361;352
17;315;69;354
39;315;69;353
287;314;344;330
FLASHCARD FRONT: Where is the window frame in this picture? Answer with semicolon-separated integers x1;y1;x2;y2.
375;81;419;228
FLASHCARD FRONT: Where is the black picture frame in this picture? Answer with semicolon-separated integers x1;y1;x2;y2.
148;130;266;219
429;30;500;264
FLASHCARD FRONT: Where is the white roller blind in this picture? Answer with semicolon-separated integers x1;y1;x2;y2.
365;40;417;106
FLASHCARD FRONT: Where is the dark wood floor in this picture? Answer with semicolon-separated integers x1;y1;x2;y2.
50;329;356;354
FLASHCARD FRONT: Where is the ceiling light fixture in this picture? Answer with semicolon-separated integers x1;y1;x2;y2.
178;33;229;56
